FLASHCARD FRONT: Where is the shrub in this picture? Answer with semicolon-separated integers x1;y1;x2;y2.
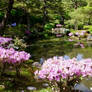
13;37;27;50
35;56;92;92
5;24;27;38
78;24;83;30
0;11;4;22
0;37;30;76
83;25;92;33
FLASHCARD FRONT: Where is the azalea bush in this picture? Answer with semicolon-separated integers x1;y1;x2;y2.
13;37;27;50
0;37;12;44
0;47;30;64
83;25;92;33
68;31;87;37
0;37;30;76
0;47;30;76
0;36;27;50
35;56;92;92
0;37;12;48
4;24;26;38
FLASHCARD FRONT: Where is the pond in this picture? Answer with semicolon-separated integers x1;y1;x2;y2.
1;37;92;92
29;38;92;61
29;38;92;92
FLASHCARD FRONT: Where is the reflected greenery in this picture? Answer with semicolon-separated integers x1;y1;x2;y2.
1;38;92;91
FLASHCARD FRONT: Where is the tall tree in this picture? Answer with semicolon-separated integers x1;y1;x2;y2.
0;0;14;34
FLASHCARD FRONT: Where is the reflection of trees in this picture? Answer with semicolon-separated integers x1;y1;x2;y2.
0;0;14;35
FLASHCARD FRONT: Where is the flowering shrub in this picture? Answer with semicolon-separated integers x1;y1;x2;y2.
0;37;27;50
75;31;86;37
0;37;12;45
35;56;92;91
0;47;30;64
69;31;87;37
0;37;30;64
0;37;30;76
68;32;73;36
13;37;27;50
74;42;85;48
35;56;92;80
0;47;30;76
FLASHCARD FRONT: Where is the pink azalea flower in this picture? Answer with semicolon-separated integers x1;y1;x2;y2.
68;33;73;36
75;32;79;36
80;44;85;48
56;24;62;27
35;56;92;82
0;37;12;44
0;47;30;64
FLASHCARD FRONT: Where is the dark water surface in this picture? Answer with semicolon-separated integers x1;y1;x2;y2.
1;38;92;92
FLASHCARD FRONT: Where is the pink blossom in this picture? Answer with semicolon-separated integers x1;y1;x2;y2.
0;37;12;45
35;56;92;82
0;47;30;64
75;32;79;36
56;24;62;27
80;32;84;36
68;33;73;36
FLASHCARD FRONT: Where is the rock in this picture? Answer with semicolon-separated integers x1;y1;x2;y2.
90;87;92;91
21;90;24;92
87;42;92;47
74;83;91;92
0;85;4;88
52;28;70;35
87;34;92;41
27;86;36;91
39;58;44;65
42;83;49;87
32;62;41;68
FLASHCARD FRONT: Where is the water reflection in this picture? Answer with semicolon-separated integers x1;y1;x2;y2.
27;86;36;91
76;54;83;61
27;39;92;91
64;55;70;60
39;57;44;65
74;83;91;92
87;41;92;47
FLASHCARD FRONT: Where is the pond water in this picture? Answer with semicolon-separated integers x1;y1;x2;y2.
29;38;92;92
29;38;92;61
1;38;92;92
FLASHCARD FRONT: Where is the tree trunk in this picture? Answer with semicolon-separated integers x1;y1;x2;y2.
74;20;78;30
42;0;48;29
61;16;64;25
27;13;30;31
74;1;78;9
16;65;20;77
88;18;91;25
0;0;14;35
1;62;7;76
